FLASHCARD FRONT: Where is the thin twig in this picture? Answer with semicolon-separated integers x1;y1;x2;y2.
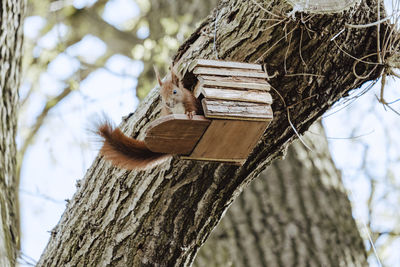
286;94;318;109
332;39;382;65
269;86;313;151
379;72;387;103
299;28;307;66
330;28;345;41
353;60;379;80
345;11;400;28
323;79;379;118
307;129;375;140
249;0;281;18
386;97;400;104
256;26;297;63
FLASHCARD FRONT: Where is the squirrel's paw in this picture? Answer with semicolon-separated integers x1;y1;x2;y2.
186;110;196;119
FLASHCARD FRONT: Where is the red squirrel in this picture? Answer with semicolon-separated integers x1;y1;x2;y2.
96;66;200;170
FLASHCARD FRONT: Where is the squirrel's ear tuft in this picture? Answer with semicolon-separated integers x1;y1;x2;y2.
170;64;179;86
153;65;163;86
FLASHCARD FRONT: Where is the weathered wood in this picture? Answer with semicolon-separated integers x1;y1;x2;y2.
193;76;270;97
189;120;269;161
201;87;272;104
188;59;262;71
199;75;270;85
287;0;357;13
145;114;210;154
193;80;204;97
193;76;271;97
202;99;273;120
200;76;270;89
193;67;270;78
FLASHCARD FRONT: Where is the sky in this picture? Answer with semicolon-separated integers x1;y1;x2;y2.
17;0;400;266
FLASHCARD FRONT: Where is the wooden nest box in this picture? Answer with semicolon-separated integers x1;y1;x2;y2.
145;59;273;165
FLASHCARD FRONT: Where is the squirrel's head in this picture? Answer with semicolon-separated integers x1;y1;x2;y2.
154;65;185;108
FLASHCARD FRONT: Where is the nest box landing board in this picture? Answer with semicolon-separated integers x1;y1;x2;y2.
145;59;273;165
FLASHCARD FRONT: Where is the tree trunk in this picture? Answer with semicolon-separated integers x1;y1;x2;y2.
194;122;367;266
38;0;392;266
0;0;25;266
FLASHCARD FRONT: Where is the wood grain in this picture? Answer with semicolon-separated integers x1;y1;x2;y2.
202;99;273;121
193;67;270;79
188;59;262;71
199;75;270;84
144;114;210;154
193;76;271;97
201;87;272;104
188;120;270;161
200;76;270;90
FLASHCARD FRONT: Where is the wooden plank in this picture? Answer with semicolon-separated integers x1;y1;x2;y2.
201;87;273;104
200;77;270;91
189;120;270;160
200;75;270;84
193;76;270;97
193;80;203;98
144;114;210;154
202;99;273;121
193;67;270;79
188;59;262;72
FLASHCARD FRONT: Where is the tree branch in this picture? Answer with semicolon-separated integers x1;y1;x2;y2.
37;0;396;266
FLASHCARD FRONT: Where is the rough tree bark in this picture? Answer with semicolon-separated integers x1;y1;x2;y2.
0;0;25;266
38;0;393;266
194;123;367;266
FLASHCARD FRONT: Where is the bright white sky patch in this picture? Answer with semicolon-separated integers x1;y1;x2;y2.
73;0;97;9
37;24;68;49
102;0;140;29
137;26;150;39
24;16;46;39
47;53;81;80
105;54;143;77
67;35;107;63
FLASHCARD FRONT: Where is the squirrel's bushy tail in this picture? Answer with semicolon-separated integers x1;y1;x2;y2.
97;120;170;170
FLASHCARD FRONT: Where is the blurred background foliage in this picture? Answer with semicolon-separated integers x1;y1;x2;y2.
19;0;216;195
23;0;214;99
18;0;400;266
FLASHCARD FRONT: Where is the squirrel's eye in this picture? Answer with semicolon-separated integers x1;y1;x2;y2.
173;89;177;95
